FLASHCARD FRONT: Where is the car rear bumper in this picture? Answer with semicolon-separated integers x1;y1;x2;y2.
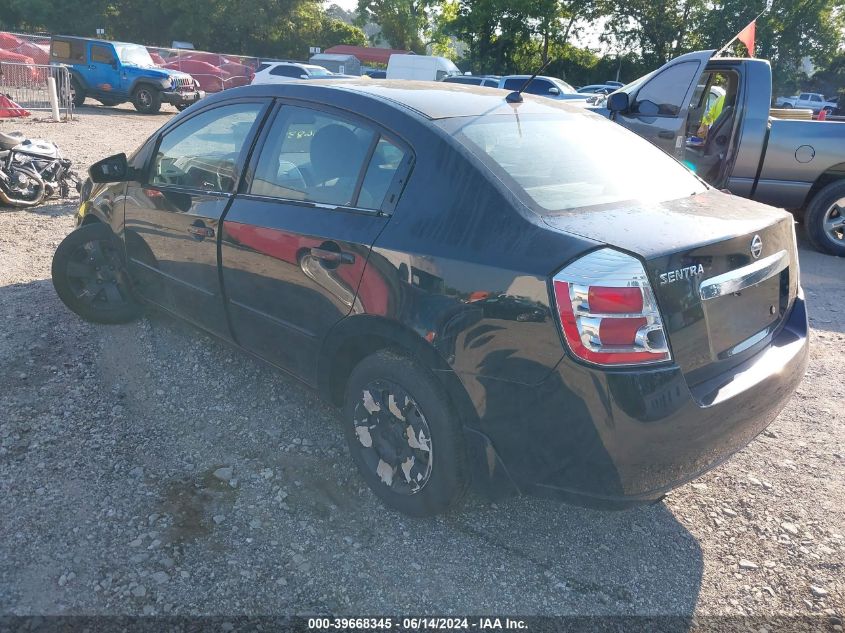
461;294;809;507
161;90;205;105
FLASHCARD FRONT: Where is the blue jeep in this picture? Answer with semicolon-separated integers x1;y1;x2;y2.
50;36;204;114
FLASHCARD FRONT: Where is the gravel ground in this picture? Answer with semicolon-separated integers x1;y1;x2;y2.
0;105;843;622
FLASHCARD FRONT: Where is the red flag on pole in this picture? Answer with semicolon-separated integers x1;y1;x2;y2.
737;20;756;57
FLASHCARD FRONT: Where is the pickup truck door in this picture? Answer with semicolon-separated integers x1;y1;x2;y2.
123;99;270;338
612;50;714;159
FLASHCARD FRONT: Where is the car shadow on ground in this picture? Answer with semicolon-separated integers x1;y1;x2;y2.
72;102;179;118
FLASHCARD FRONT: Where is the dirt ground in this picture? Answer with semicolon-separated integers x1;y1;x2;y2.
0;104;843;624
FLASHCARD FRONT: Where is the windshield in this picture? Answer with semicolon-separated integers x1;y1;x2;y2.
444;112;705;212
552;78;576;94
115;44;155;67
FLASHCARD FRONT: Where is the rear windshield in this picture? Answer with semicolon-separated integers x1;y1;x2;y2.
442;112;706;212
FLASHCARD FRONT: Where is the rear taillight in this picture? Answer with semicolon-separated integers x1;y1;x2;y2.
552;248;670;366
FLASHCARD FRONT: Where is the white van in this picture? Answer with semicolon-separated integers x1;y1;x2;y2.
386;54;461;81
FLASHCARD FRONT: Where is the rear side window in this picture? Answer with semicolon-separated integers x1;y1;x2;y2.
90;44;114;64
150;103;263;192
52;39;85;62
447;113;705;212
359;138;406;209
250;105;402;210
633;61;700;116
257;63;271;72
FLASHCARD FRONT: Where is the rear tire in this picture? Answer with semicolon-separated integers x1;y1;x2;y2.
132;85;162;114
342;350;470;516
70;77;85;107
175;103;190;112
804;180;845;257
52;223;143;323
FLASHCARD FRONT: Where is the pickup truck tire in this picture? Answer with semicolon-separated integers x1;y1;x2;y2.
69;78;85;108
52;223;143;324
805;180;845;257
781;103;793;109
342;350;470;516
132;85;162;114
175;104;190;112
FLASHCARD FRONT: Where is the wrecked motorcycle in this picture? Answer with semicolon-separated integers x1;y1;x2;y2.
0;131;79;208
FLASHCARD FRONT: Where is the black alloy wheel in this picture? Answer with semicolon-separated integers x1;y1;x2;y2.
51;223;142;323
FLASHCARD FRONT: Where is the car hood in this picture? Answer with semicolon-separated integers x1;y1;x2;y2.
124;65;192;81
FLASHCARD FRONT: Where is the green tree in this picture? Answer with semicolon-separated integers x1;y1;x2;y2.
355;0;441;51
697;0;845;97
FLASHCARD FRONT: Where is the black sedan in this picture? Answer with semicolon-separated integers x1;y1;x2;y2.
52;80;809;516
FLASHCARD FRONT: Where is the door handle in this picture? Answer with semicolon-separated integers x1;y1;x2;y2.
187;225;215;239
658;131;675;139
310;247;355;265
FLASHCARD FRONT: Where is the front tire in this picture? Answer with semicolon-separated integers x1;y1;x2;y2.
51;223;143;323
343;350;470;516
175;103;190;112
805;180;845;256
132;85;162;114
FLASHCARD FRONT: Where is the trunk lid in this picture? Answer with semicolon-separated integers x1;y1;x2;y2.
542;190;799;384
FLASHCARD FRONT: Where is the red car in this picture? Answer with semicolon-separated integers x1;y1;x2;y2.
163;60;229;92
0;49;38;83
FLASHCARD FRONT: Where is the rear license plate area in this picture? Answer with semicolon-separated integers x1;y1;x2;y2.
702;268;789;359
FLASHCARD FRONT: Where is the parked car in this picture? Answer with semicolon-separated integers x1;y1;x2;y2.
775;92;838;114
592;50;845;256
497;75;588;101
386;54;461;81
49;36;203;113
576;84;618;95
53;80;808;516
251;62;335;84
441;75;501;88
162;59;231;93
365;70;386;79
0;48;39;83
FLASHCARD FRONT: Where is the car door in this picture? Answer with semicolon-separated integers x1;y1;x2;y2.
87;43;119;95
612;50;714;158
123;99;269;337
219;102;413;384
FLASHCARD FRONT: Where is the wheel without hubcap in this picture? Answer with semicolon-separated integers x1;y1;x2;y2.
132;86;162;114
51;223;142;323
805;180;845;257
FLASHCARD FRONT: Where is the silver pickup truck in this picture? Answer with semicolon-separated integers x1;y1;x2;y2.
592;50;845;256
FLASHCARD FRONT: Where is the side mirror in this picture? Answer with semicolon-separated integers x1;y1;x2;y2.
89;153;129;183
111;59;119;69
607;92;629;113
548;86;560;95
300;74;309;79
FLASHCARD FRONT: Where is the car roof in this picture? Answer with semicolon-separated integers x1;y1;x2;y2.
218;79;593;120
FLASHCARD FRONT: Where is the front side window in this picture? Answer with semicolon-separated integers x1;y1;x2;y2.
798;93;811;101
633;61;700;116
150;103;263;192
251;106;402;209
446;112;705;212
90;44;115;65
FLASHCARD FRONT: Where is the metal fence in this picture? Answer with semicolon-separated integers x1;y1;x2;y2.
0;62;74;120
